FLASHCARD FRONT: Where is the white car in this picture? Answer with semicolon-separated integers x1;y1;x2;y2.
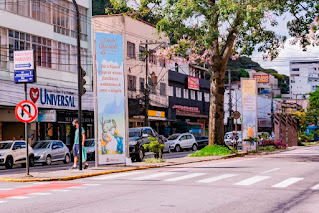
0;140;35;169
224;131;242;147
168;133;197;152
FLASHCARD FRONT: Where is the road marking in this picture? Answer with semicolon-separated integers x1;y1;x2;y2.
91;171;145;180
164;173;206;182
132;172;175;180
83;184;101;186
0;201;8;204
235;176;270;186
261;168;280;174
8;196;30;199
0;188;14;191
68;186;86;189
197;174;238;183
311;183;319;190
32;183;48;185
30;192;51;196
272;178;304;188
51;189;70;192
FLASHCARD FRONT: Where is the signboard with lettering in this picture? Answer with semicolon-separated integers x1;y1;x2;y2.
95;32;126;165
253;74;269;83
14;50;34;71
14;70;35;83
38;110;57;122
188;76;199;90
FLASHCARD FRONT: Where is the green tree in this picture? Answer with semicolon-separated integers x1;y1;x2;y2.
306;89;319;125
115;0;318;145
92;0;110;16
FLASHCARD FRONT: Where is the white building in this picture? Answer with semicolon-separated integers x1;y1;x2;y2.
290;59;319;98
0;0;93;143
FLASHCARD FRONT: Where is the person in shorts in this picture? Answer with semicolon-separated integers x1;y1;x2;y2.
71;119;89;169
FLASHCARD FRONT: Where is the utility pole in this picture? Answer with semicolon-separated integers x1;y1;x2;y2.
72;0;83;170
227;70;233;132
144;41;149;127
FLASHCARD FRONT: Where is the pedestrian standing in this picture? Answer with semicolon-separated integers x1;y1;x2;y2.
71;119;89;169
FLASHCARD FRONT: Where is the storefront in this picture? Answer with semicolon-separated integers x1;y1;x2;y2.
0;79;94;145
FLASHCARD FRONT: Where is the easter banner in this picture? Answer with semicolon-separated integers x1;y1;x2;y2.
241;78;258;152
95;32;126;164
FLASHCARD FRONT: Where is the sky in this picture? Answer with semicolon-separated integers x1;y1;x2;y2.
250;13;319;76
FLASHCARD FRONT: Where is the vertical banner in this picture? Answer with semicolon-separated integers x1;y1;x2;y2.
241;78;258;152
95;32;126;164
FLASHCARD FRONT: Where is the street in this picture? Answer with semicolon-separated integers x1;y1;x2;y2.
1;146;319;213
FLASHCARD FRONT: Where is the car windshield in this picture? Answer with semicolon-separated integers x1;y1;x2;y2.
167;135;180;140
84;140;95;147
129;130;141;138
0;142;13;150
33;142;51;149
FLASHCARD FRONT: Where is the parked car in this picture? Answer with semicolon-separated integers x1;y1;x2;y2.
195;136;209;149
0;140;34;169
32;140;70;165
84;139;95;161
168;133;197;152
129;127;162;162
160;135;170;153
224;131;242;148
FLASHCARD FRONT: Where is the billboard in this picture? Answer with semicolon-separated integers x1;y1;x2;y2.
241;78;258;152
188;76;199;90
94;32;126;164
253;74;269;83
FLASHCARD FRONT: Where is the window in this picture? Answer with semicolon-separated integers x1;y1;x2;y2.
159;58;166;67
52;0;69;36
180;135;187;140
197;91;202;101
151;85;156;94
7;0;30;17
128;75;136;91
175;63;179;72
139;45;146;61
176;87;182;98
168;86;174;96
143;128;154;137
149;51;156;64
160;83;166;96
291;68;299;71
8;30;31;61
183;89;189;99
32;0;51;23
190;90;196;100
127;41;135;59
204;93;210;102
139;78;145;93
0;28;8;69
186;135;193;139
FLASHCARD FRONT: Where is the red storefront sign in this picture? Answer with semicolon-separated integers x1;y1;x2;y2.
188;76;199;90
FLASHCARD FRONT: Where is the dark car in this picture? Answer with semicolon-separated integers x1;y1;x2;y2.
195;136;209;149
129;127;162;162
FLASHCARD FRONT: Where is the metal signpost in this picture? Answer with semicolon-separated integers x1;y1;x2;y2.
14;50;36;176
233;110;241;150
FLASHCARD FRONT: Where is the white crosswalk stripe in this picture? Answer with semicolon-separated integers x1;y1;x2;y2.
132;172;175;180
30;192;51;196
0;188;14;191
8;196;30;200
0;201;8;204
235;176;270;186
197;174;238;183
272;178;304;188
51;189;70;192
91;171;145;180
311;183;319;190
83;184;101;186
164;173;206;182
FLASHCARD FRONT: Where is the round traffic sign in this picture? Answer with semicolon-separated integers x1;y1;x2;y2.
15;100;38;123
233;111;241;120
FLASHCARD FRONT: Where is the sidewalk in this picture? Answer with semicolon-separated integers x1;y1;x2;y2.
0;147;297;182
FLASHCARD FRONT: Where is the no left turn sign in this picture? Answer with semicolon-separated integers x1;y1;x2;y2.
15;100;38;123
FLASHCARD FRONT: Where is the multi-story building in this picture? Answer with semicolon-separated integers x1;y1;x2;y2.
290;59;319;98
92;14;169;133
0;0;93;145
247;70;281;96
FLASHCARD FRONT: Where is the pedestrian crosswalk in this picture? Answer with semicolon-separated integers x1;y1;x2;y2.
88;170;319;191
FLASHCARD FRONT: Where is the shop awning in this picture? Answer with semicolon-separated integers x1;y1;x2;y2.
187;122;204;129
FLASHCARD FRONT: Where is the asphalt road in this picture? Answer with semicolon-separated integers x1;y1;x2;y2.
0;151;194;175
1;146;319;212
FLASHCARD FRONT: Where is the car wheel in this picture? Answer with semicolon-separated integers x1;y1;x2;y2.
45;155;52;165
175;145;182;152
192;144;198;151
5;156;13;169
64;154;70;164
136;147;144;162
29;155;35;167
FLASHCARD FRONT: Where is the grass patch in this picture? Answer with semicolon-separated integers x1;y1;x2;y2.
304;141;319;146
144;158;166;163
259;146;276;152
188;145;233;157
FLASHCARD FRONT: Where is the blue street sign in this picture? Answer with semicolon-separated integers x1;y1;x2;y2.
15;63;32;69
14;70;35;83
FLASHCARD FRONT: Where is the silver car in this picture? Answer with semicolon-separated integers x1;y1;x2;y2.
33;140;71;165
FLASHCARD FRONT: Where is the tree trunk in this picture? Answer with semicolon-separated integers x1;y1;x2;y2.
208;68;226;146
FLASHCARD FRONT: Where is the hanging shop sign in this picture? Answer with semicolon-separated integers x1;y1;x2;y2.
188;76;199;90
253;74;269;83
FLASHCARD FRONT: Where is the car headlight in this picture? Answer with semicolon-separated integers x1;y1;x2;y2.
129;141;138;146
0;153;4;157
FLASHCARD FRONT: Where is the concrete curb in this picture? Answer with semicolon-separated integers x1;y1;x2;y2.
0;148;294;182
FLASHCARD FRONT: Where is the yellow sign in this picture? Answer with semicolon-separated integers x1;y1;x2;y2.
148;110;165;118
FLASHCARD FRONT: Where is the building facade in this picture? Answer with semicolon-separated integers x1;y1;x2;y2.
290;59;319;98
247;70;280;97
92;14;170;133
0;0;93;145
